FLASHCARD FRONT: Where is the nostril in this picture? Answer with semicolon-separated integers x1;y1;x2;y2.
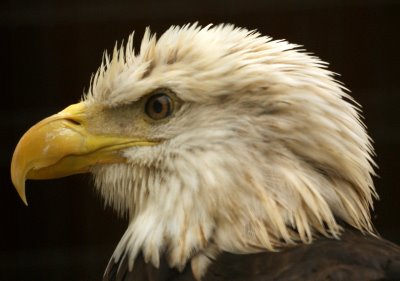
66;118;81;126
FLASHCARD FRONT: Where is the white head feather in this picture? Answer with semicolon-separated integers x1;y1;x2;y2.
86;23;376;278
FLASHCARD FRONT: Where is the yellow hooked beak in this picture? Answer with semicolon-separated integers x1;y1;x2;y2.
11;102;155;205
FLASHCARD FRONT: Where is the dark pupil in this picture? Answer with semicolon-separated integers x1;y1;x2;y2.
146;93;172;120
153;99;164;113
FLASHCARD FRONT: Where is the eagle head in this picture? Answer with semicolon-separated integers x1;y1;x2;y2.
11;23;376;279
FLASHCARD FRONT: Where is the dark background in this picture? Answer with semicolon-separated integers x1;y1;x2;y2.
1;0;399;280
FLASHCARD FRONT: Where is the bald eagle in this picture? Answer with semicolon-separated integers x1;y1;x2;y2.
11;24;400;281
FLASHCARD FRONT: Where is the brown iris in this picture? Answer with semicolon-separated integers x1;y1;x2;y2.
145;93;173;120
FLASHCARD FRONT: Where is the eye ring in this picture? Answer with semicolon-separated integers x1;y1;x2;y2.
145;92;174;120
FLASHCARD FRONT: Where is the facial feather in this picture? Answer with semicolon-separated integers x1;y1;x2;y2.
88;23;376;278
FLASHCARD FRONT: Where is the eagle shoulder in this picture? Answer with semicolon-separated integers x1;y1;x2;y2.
104;227;400;281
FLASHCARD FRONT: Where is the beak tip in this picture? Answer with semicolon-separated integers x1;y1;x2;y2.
12;178;28;206
11;157;29;206
16;186;28;206
21;194;29;206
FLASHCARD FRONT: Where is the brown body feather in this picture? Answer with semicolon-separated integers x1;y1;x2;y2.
104;226;400;281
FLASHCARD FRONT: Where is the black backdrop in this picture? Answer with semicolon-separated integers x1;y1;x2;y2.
1;1;399;280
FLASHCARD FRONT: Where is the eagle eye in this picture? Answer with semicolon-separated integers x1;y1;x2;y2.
145;92;173;120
